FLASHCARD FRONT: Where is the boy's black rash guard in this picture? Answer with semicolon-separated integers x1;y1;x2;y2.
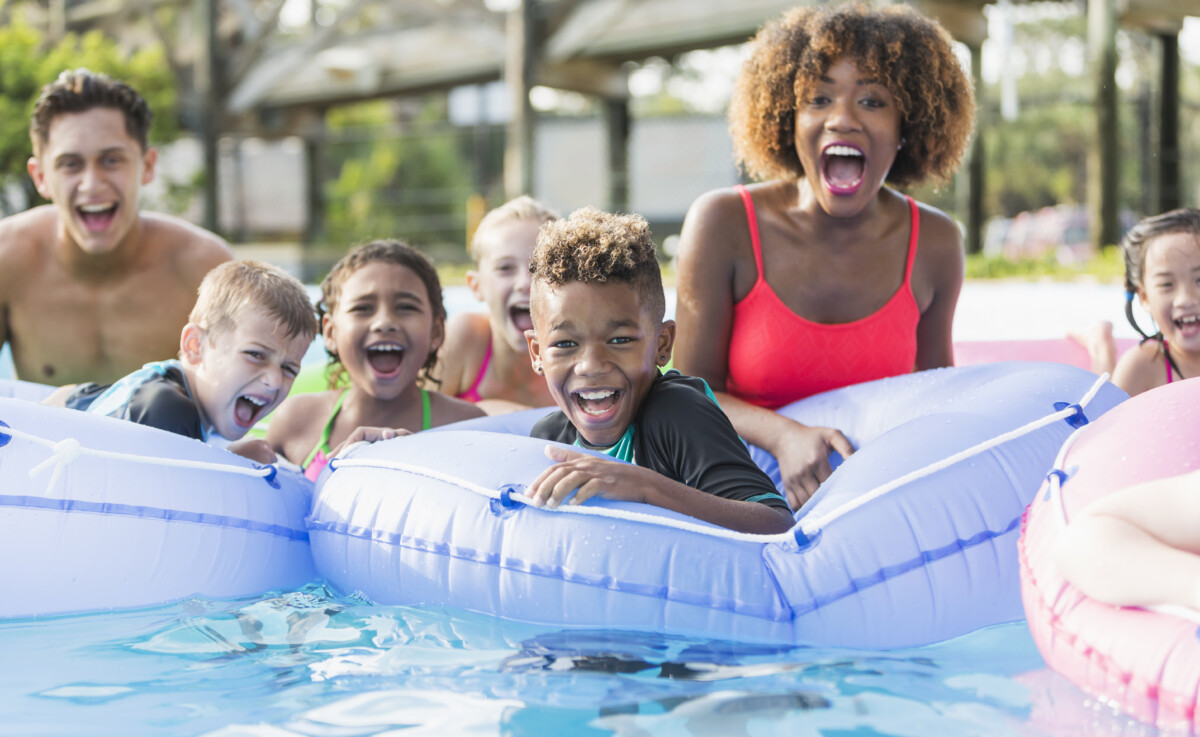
65;364;205;440
531;371;790;511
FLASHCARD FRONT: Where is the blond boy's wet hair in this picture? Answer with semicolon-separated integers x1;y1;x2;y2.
190;260;317;342
470;195;559;262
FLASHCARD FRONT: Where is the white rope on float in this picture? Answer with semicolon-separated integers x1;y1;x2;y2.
795;373;1110;538
330;373;1113;546
0;422;276;498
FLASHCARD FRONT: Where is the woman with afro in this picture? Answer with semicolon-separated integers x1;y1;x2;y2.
674;3;975;511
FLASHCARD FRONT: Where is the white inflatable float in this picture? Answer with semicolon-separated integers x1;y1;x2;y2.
309;362;1127;648
0;396;315;618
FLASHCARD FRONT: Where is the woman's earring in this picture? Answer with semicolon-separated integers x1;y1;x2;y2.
535;364;543;374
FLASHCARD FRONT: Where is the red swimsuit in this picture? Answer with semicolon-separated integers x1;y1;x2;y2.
724;185;921;409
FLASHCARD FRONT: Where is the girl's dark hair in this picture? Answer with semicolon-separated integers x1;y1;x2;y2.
318;239;445;390
1121;208;1200;378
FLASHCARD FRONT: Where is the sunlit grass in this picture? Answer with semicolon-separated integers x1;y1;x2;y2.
964;245;1124;282
433;247;1126;287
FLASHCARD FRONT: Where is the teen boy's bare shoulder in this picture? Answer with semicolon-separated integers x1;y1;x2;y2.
0;207;231;385
0;205;55;267
0;208;68;365
140;211;233;279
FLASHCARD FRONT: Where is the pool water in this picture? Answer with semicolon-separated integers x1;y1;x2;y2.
0;583;1153;736
0;281;1164;735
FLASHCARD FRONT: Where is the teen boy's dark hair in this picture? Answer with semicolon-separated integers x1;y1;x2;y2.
30;68;153;155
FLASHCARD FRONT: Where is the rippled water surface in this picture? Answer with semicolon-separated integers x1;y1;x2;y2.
0;583;1159;737
0;282;1163;735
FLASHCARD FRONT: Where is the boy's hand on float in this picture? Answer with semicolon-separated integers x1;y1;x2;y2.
228;438;278;465
330;427;411;459
775;423;855;511
528;445;651;509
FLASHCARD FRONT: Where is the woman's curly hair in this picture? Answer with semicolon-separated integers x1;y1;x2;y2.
530;207;666;321
729;2;975;186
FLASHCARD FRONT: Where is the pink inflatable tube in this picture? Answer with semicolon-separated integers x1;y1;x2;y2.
1020;378;1200;731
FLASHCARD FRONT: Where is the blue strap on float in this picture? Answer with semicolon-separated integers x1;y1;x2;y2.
1053;401;1089;429
1044;468;1069;501
257;464;281;489
498;484;524;509
791;525;821;551
0;420;10;449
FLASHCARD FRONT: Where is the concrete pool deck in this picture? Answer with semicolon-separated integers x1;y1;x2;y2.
0;279;1144;381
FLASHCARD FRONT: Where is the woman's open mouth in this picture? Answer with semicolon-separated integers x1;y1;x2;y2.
821;144;865;195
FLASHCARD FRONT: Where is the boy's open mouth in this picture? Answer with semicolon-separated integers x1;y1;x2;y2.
77;202;118;232
509;304;533;333
366;343;404;376
574;389;621;417
234;394;269;428
821;144;865;194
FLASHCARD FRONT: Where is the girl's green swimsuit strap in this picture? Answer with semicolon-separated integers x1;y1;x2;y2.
302;389;431;481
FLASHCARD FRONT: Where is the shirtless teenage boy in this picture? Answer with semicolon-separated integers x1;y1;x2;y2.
0;68;232;386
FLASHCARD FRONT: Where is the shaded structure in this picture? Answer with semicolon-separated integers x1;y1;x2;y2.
13;0;1199;253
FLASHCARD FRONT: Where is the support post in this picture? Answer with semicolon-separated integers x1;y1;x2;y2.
604;97;630;213
303;111;326;250
504;0;537;199
965;42;984;255
1087;0;1120;250
1159;31;1180;213
198;0;222;234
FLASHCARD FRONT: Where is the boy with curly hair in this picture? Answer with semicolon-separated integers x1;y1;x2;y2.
525;207;793;534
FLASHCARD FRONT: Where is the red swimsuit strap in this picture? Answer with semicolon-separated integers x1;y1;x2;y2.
735;184;919;289
734;185;766;285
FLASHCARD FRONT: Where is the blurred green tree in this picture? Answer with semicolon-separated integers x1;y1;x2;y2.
323;96;474;253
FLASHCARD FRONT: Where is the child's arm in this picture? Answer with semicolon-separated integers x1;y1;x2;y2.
1054;469;1200;610
1067;320;1118;376
40;384;79;407
528;445;794;534
708;395;854;510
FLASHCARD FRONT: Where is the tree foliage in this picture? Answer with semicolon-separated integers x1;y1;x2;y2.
0;19;176;212
323;97;474;252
